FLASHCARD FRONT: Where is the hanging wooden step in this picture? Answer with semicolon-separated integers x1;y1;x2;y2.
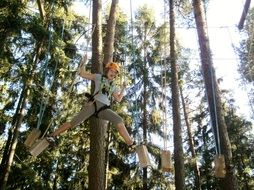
161;150;173;172
29;138;49;157
136;144;151;168
214;154;226;178
24;128;41;148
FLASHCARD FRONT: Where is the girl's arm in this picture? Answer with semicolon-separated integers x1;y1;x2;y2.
112;82;126;102
78;54;96;81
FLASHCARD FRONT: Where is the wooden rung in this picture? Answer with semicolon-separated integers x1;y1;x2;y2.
29;138;49;157
24;128;41;148
136;144;151;168
214;154;226;178
161;150;173;172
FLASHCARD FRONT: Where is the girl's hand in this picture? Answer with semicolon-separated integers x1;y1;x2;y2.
80;53;88;68
121;81;127;89
78;54;88;75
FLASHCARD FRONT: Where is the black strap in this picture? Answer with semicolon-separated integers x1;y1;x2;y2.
85;91;99;102
85;91;110;117
93;102;110;118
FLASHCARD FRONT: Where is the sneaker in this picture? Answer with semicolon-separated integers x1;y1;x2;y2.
46;136;56;145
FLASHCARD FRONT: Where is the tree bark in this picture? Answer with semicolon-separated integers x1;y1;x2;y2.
103;0;118;66
142;21;149;190
180;86;201;190
36;0;46;21
88;0;105;189
169;0;185;189
89;119;107;190
102;0;119;188
192;0;238;189
238;0;251;30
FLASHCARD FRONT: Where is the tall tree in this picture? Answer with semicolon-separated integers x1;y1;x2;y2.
180;84;201;189
1;0;88;188
130;5;163;189
237;7;254;118
169;0;185;189
0;1;46;188
88;0;105;189
238;0;252;30
192;0;238;189
224;102;254;190
103;0;118;65
103;0;119;188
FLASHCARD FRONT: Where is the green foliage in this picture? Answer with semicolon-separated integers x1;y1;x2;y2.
1;1;253;189
225;109;254;189
237;8;254;82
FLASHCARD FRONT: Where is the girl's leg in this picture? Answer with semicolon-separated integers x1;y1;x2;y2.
116;122;134;146
49;102;95;137
98;108;134;146
50;122;72;137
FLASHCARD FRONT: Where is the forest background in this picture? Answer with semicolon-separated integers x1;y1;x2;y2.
0;0;254;189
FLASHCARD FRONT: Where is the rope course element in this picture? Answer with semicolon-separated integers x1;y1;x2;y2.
160;1;172;173
24;1;59;149
36;2;63;136
69;0;95;94
129;0;151;169
25;0;96;156
202;2;226;178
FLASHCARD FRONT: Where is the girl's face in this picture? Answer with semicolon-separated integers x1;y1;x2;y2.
107;69;118;80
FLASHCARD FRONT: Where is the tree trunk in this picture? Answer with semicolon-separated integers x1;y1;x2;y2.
0;82;31;190
0;86;24;175
142;22;149;190
89;119;107;190
238;0;251;30
142;66;148;190
103;0;118;66
180;86;201;189
0;43;42;190
91;0;103;74
192;0;238;189
169;0;185;189
36;0;45;21
88;0;105;189
102;0;119;188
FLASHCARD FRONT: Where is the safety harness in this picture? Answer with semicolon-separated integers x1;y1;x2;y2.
85;75;114;117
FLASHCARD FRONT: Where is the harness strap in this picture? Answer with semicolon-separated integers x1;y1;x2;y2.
85;93;110;117
93;102;110;117
84;90;99;102
84;75;113;117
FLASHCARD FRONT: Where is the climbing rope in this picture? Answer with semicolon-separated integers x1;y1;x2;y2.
36;1;59;133
162;0;168;151
69;0;94;93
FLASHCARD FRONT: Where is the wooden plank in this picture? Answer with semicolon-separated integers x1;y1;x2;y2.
29;138;49;157
136;144;151;168
24;128;41;148
161;150;173;172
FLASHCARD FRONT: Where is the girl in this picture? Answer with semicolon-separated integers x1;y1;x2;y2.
47;55;135;150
